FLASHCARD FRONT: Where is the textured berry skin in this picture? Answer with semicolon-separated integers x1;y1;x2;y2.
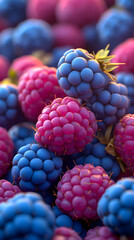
114;114;134;171
52;227;82;240
10;55;43;78
84;226;118;240
0;28;15;62
111;39;134;74
117;72;134;114
0;0;27;27
12;143;63;192
53;206;86;238
68;138;121;180
56;164;114;220
84;81;129;130
0;127;14;177
0;179;20;202
116;0;134;17
35;97;97;156
0;192;56;240
0;55;9;81
97;8;133;51
13;19;53;57
18;66;66;122
0;84;23;129
97;178;134;236
9;123;35;154
53;24;86;48
57;48;110;100
27;0;59;24
56;0;106;27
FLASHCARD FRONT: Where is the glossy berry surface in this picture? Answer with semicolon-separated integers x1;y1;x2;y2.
0;179;20;202
84;226;118;240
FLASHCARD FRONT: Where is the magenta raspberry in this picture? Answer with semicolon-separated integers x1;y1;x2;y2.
55;164;114;220
35;97;97;155
52;227;82;240
0;179;20;202
18;66;66;122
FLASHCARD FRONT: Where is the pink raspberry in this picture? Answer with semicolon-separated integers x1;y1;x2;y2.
55;164;114;220
84;226;118;240
35;97;97;155
56;0;106;27
114;114;134;172
0;55;10;81
10;55;43;78
18;66;66;122
111;39;134;74
52;24;86;48
0;127;14;177
0;179;20;202
52;227;82;240
27;0;59;24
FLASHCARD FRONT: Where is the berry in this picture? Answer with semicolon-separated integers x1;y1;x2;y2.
116;0;134;17
114;114;134;171
117;72;134;114
111;39;134;74
0;179;20;202
0;0;27;27
0;192;56;239
56;0;106;27
18;66;66;122
0;127;14;177
55;164;114;220
12;143;63;192
9;122;35;154
52;24;86;48
52;227;82;240
10;55;43;78
82;24;100;53
35;97;97;155
0;84;24;129
97;178;134;236
13;19;53;57
0;28;15;62
53;206;86;238
57;47;113;100
0;55;9;81
48;46;72;68
84;81;129;130
84;226;118;240
97;8;133;50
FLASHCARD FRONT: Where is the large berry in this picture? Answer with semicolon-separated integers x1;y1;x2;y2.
13;19;53;57
117;72;134;114
84;81;129;130
97;178;134;236
97;8;133;50
52;227;82;240
0;179;20;202
0;127;14;177
111;39;134;74
18;66;66;122
9;122;35;154
56;164;114;220
35;97;97;155
84;226;118;240
0;192;56;239
56;0;106;27
12;143;63;192
114;114;134;171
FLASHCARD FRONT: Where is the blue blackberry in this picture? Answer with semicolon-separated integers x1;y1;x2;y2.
84;81;129;130
0;0;27;27
97;8;134;51
0;192;56;240
9;123;35;154
116;0;134;17
97;178;134;236
0;28;15;62
57;46;119;100
11;143;63;192
13;19;53;57
65;138;121;180
0;84;24;129
82;24;100;53
53;206;86;238
117;72;134;114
